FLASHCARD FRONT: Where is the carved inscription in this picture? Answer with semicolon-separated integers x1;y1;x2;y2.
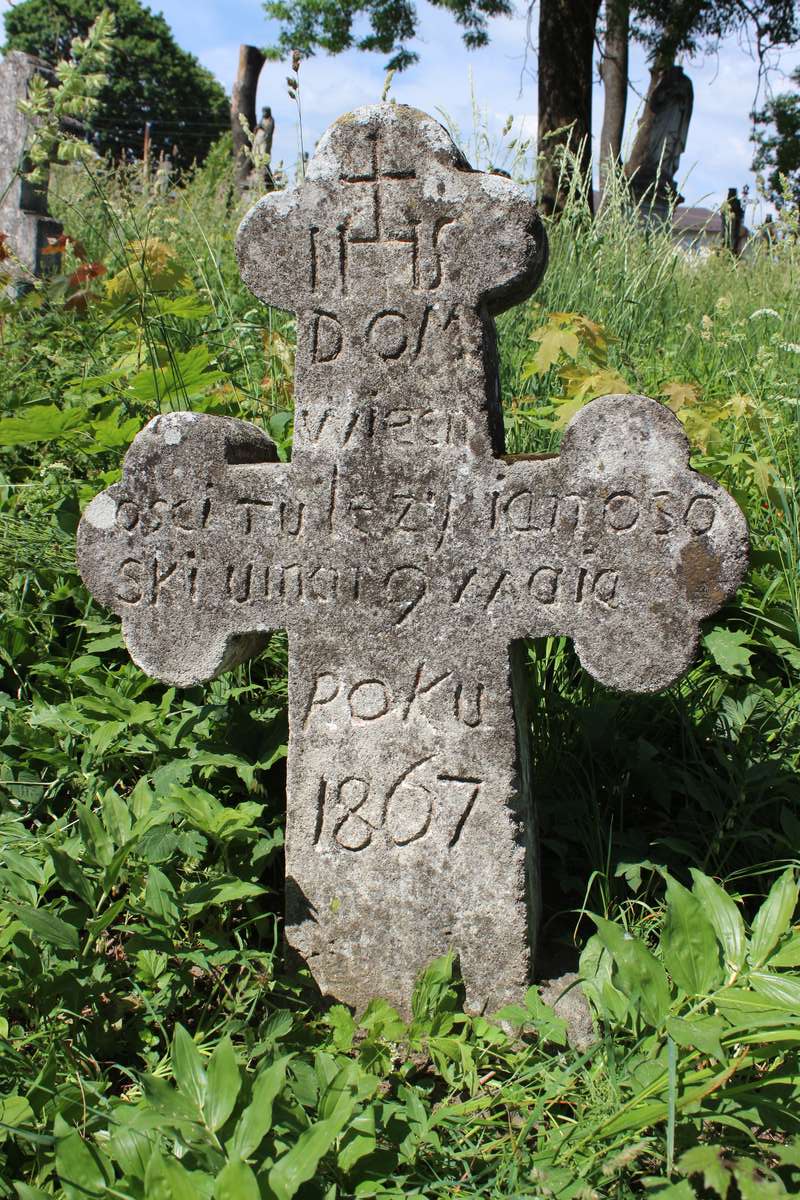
302;665;486;729
309;304;462;363
314;760;482;852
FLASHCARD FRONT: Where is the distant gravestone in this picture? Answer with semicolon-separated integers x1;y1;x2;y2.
77;104;749;1016
0;52;62;281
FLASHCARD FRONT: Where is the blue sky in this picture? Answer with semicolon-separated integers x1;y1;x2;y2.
7;0;800;212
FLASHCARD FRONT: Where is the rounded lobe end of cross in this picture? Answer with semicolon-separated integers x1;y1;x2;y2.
124;625;270;690
560;393;749;693
76;411;276;687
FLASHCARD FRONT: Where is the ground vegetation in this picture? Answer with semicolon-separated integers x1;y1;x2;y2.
0;27;799;1199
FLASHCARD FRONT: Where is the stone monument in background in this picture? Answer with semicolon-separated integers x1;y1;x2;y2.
77;104;749;1017
626;65;694;224
0;52;62;283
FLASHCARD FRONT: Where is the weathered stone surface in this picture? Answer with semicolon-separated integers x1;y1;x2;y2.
77;103;749;1017
0;52;62;280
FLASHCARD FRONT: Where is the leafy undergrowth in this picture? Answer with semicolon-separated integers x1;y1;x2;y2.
1;34;800;1197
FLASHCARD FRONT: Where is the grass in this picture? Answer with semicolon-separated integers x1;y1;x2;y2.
0;96;798;1198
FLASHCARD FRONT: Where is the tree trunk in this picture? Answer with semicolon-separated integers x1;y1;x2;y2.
598;0;629;199
231;44;265;194
537;0;602;215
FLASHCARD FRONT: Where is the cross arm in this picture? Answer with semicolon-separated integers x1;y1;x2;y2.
77;412;296;687
480;394;749;692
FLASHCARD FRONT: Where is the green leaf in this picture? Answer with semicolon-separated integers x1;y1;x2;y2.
678;1143;732;1196
338;1106;377;1173
660;872;723;994
767;931;800;967
77;804;114;867
750;869;798;967
141;1074;200;1125
204;1036;241;1132
689;869;746;974
269;1102;356;1200
145;866;180;923
144;1150;200;1200
592;915;671;1028
15;904;79;951
0;404;86;446
703;627;754;677
410;951;458;1025
230;1055;290;1160
319;1063;360;1121
51;847;96;908
666;1015;727;1063
325;1004;357;1051
750;970;800;1010
172;1025;207;1109
55;1125;112;1200
214;1158;260;1200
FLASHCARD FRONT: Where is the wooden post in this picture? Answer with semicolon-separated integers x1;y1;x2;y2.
232;44;266;194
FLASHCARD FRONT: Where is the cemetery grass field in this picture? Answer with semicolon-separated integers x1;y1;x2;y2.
1;137;800;1198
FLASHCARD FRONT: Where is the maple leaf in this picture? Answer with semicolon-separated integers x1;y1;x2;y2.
661;381;699;413
728;393;754;418
532;327;580;373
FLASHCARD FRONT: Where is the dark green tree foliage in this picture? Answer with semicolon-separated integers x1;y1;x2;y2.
264;0;512;69
631;0;799;65
752;71;800;205
3;0;230;168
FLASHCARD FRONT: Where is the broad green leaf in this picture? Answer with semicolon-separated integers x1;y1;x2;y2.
145;866;180;923
592;916;671;1028
650;1185;696;1200
55;1125;112;1200
750;869;798;967
690;869;746;974
15;904;79;951
172;1025;207;1108
230;1055;290;1159
144;1151;199;1200
319;1063;361;1121
107;1122;152;1178
678;1143;731;1195
0;1095;34;1143
51;847;96;908
660;872;723;994
703;628;754;677
141;1074;202;1125
214;1158;260;1200
767;931;800;967
182;877;266;908
750;970;800;1010
269;1103;356;1200
411;951;457;1024
325;1004;357;1051
204;1036;241;1132
666;1015;727;1063
734;1160;786;1200
338;1106;377;1172
0;404;85;446
579;934;630;1023
77;804;114;867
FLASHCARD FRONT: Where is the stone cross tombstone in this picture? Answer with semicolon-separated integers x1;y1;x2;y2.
0;52;62;281
77;104;749;1016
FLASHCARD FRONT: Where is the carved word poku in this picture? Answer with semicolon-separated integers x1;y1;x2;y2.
77;104;749;1016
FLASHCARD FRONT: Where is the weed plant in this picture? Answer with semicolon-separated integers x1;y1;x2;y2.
0;33;799;1199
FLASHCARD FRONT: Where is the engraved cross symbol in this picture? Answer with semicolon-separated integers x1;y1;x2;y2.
77;104;748;1017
